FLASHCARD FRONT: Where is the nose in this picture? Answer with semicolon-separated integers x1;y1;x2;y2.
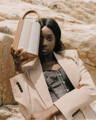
43;39;48;46
40;38;48;47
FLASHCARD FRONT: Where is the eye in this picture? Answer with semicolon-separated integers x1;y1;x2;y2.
46;35;53;41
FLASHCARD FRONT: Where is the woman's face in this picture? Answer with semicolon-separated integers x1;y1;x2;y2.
39;26;56;56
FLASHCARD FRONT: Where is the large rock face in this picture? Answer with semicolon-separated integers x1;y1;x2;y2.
0;0;96;119
0;105;25;120
0;33;15;104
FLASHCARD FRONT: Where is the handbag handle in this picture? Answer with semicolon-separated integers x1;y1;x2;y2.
22;10;40;20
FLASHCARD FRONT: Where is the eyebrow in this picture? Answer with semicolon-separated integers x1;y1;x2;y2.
41;33;54;38
46;34;53;36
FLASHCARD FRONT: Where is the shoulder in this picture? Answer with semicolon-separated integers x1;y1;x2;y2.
58;49;79;64
60;49;78;58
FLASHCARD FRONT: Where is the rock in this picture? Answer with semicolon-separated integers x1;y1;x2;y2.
60;23;96;81
0;33;15;104
0;20;18;35
0;0;96;116
0;105;25;120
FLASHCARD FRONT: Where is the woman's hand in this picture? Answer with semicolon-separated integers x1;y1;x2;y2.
31;105;59;120
11;47;36;71
31;109;52;120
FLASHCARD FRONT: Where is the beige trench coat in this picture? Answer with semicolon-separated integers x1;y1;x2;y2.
10;50;96;120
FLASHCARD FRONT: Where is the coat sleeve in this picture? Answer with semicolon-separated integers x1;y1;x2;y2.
10;73;32;120
54;50;96;120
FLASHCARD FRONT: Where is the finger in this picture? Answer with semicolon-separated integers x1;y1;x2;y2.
15;52;37;64
11;47;15;55
29;117;34;120
20;57;29;62
16;49;24;56
18;52;31;60
13;49;24;59
31;116;35;119
19;51;27;57
11;47;15;52
19;56;32;64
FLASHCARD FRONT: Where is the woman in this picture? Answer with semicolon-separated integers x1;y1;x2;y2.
10;18;96;120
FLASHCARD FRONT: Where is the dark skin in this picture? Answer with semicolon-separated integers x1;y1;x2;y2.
11;26;61;120
39;26;61;71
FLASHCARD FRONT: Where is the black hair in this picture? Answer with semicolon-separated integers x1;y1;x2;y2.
38;18;64;53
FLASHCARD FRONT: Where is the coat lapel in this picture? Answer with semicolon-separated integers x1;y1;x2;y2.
54;52;80;88
27;58;53;108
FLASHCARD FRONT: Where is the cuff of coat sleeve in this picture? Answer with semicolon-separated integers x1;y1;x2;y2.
53;89;79;120
54;100;72;120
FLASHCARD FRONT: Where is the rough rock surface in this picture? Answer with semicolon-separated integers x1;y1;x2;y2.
0;0;96;119
0;33;15;105
0;105;25;120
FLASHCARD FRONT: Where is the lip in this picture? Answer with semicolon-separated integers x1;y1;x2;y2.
40;47;48;51
39;48;49;55
40;49;48;52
